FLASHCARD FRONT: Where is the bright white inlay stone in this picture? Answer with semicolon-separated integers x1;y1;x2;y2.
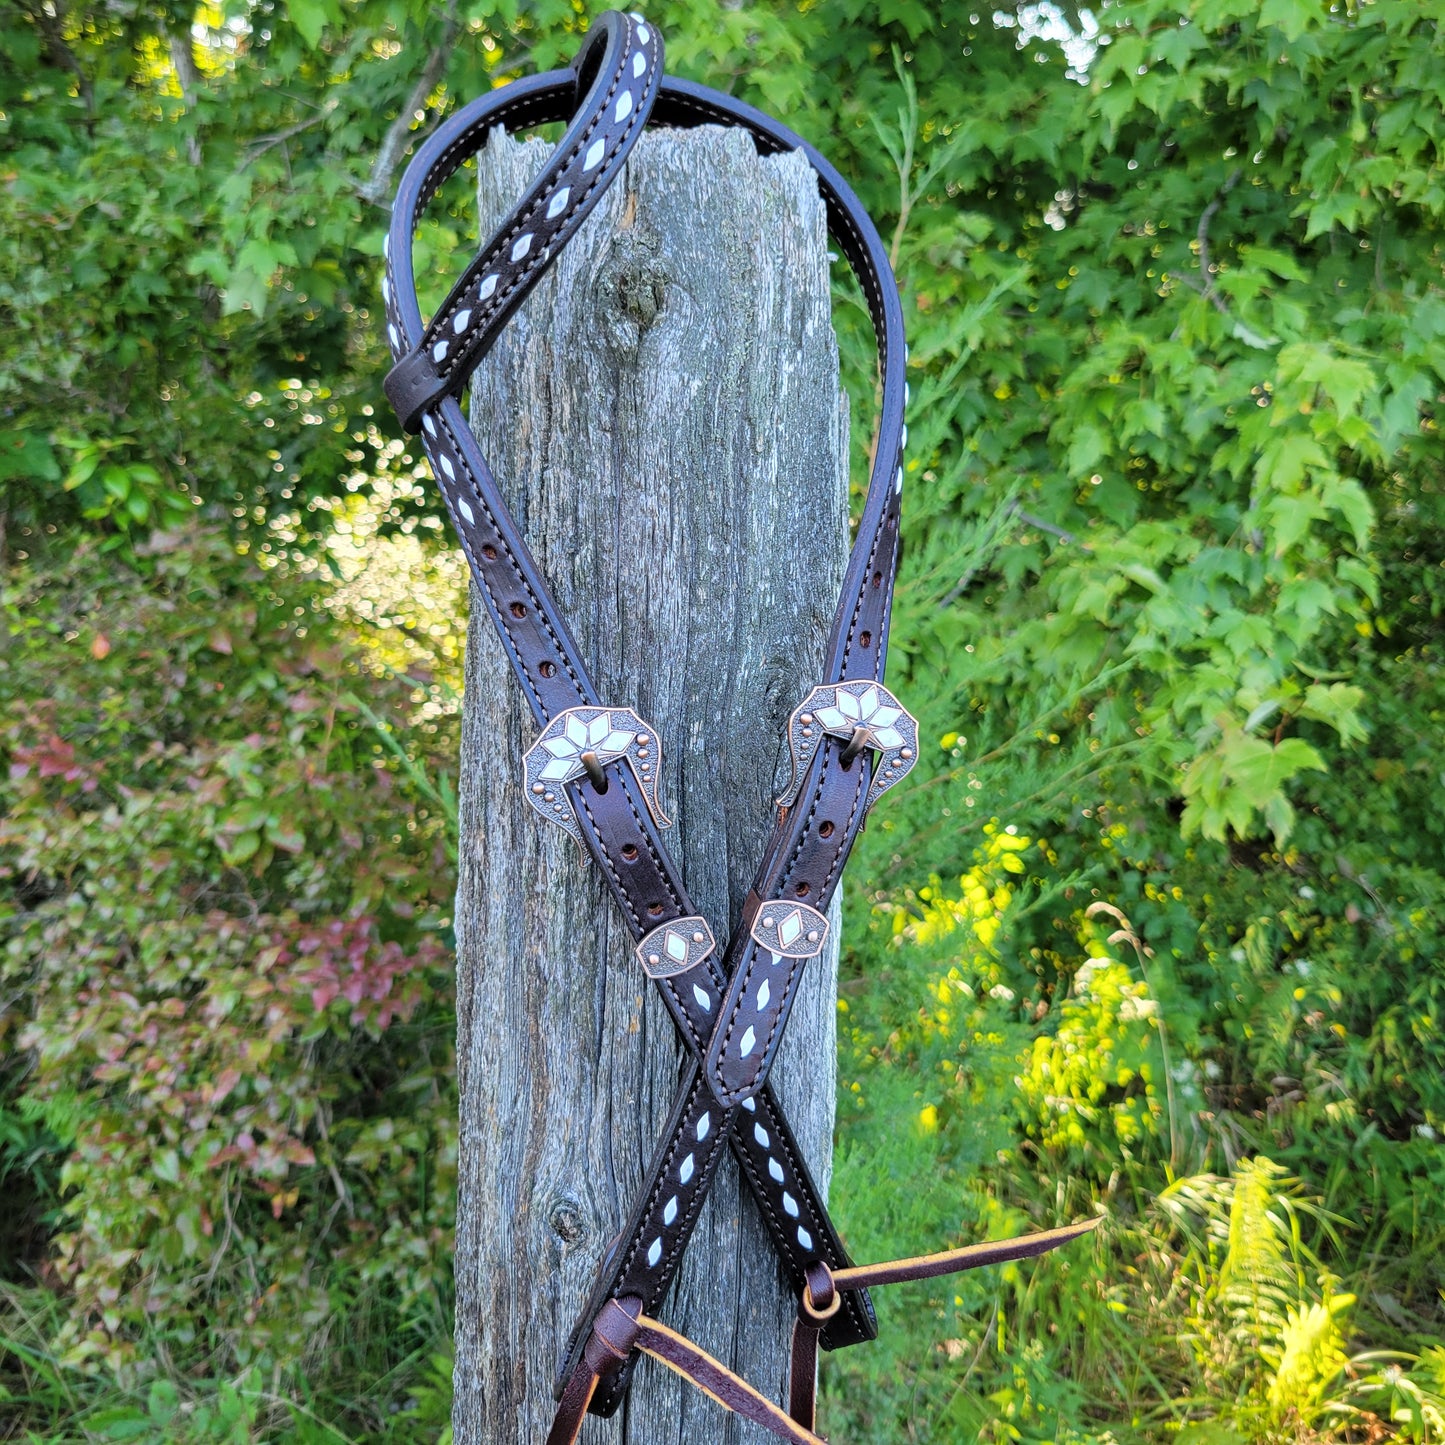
783;1192;798;1218
584;138;606;171
432;340;448;363
510;233;532;262
452;308;471;334
633;52;646;77
777;910;803;948
797;1226;813;1250
895;465;904;493
458;499;474;525
739;1025;756;1058
756;979;770;1012
438;454;454;480
665;930;688;962
636;21;650;41
479;274;498;299
697;1112;711;1141
546;187;570;220
647;1237;662;1267
768;1158;784;1182
693;984;711;1011
383;235;390;259
740;1096;756;1112
387;323;399;348
753;1123;770;1148
422;415;436;436
615;90;633;123
679;1152;695;1183
663;1195;678;1226
901;424;909;448
381;276;390;303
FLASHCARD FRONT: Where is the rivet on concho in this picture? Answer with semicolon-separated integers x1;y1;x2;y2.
776;681;918;815
522;706;669;849
635;915;716;980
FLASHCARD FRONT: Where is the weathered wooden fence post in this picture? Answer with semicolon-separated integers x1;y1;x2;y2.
452;125;848;1444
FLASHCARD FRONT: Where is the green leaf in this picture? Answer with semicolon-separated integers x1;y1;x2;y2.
1255;432;1326;494
290;0;327;49
1259;0;1313;41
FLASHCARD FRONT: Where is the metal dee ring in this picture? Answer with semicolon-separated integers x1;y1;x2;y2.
801;1276;842;1324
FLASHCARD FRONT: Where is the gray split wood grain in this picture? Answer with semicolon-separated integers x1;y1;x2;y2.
453;124;848;1445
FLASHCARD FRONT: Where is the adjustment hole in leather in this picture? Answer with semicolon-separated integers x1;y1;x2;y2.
795;882;811;898
818;821;835;839
621;843;639;862
482;544;498;560
859;630;872;649
539;660;556;678
509;601;527;619
646;902;664;917
872;570;883;588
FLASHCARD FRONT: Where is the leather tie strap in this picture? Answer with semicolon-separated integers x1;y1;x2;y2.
787;1219;1103;1433
379;10;1096;1437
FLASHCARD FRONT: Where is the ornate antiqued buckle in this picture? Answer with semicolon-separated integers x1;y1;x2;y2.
749;900;829;960
635;915;716;979
522;706;669;847
777;681;918;814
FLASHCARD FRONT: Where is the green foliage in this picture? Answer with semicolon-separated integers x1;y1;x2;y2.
0;532;458;1436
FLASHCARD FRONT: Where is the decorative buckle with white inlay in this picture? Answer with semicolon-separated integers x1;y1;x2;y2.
636;916;716;979
777;681;918;815
522;706;669;847
749;901;829;960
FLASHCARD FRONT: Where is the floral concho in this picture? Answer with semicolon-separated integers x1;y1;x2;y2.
522;706;669;847
777;681;917;815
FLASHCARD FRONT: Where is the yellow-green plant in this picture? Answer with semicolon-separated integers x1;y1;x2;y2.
1159;1158;1357;1435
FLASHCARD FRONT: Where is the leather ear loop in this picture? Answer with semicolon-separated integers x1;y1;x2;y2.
787;1218;1103;1433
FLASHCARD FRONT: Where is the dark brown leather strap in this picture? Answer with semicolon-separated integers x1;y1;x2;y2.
380;16;1095;1441
381;27;884;1401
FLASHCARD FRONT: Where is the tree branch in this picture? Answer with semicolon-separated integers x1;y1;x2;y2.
242;101;339;168
1182;168;1279;350
936;500;1089;610
168;30;203;165
358;1;461;207
21;0;95;127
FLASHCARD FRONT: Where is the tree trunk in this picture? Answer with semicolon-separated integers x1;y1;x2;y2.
453;125;848;1445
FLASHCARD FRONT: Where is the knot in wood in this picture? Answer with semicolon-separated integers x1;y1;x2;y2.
598;232;669;346
547;1195;587;1247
